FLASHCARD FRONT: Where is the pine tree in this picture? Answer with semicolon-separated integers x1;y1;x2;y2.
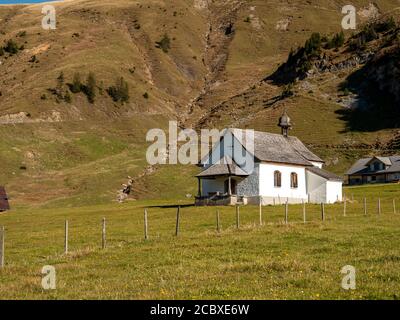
71;72;82;93
85;72;96;103
56;72;65;100
118;77;129;103
107;77;130;103
304;33;321;56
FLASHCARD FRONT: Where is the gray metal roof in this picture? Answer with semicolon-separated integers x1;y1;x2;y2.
307;167;343;181
230;129;324;166
196;156;249;177
346;155;400;175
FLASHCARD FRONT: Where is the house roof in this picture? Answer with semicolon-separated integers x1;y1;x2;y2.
346;156;400;175
229;129;324;166
374;156;392;166
0;186;10;211
307;167;343;182
196;156;249;177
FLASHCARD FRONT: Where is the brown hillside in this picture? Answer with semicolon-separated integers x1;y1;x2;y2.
1;0;400;207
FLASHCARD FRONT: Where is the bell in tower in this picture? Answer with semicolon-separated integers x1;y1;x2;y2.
278;110;292;137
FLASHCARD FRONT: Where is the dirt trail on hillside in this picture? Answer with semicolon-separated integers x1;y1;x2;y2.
126;1;248;197
180;0;246;128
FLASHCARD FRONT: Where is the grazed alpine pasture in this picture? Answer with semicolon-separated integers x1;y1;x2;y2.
1;0;400;208
0;183;399;300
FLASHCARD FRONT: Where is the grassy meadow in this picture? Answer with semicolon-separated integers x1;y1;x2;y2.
2;1;400;300
0;183;400;300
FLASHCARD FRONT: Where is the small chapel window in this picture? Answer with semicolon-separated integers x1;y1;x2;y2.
274;171;282;187
291;172;298;189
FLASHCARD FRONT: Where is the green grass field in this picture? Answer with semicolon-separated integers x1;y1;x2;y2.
0;183;400;300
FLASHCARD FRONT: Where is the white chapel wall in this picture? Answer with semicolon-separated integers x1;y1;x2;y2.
259;163;308;202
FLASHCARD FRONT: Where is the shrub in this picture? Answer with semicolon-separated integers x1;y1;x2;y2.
326;31;345;49
70;72;82;93
155;34;171;53
56;72;65;99
349;36;366;51
304;33;321;56
107;77;130;103
84;72;96;103
375;16;397;33
4;39;19;54
363;24;379;42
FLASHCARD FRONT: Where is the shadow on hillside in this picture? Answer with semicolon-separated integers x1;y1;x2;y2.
147;204;195;209
336;62;400;133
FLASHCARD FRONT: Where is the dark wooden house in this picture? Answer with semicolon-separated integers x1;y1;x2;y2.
346;156;400;185
0;186;10;212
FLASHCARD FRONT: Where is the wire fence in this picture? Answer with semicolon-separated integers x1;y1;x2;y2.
0;195;399;268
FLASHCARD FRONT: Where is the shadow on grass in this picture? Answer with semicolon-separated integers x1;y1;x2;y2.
147;204;195;209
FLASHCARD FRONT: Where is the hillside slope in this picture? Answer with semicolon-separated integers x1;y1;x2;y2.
1;0;400;207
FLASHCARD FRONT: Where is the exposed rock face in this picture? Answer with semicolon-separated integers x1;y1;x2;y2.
276;17;292;31
267;14;400;113
0;111;62;124
314;52;375;73
194;0;208;10
117;177;134;202
358;3;381;19
0;112;31;124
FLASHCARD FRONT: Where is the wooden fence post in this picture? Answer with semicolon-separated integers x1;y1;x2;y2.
378;198;381;215
393;199;396;214
216;210;221;233
259;199;263;226
236;206;240;229
102;217;106;249
175;206;180;236
302;200;306;224
285;201;288;224
64;220;69;254
364;197;367;216
144;209;148;240
343;200;347;217
0;226;4;268
321;203;325;221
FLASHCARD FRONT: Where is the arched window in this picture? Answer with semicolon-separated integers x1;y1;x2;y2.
291;172;298;188
274;171;282;187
